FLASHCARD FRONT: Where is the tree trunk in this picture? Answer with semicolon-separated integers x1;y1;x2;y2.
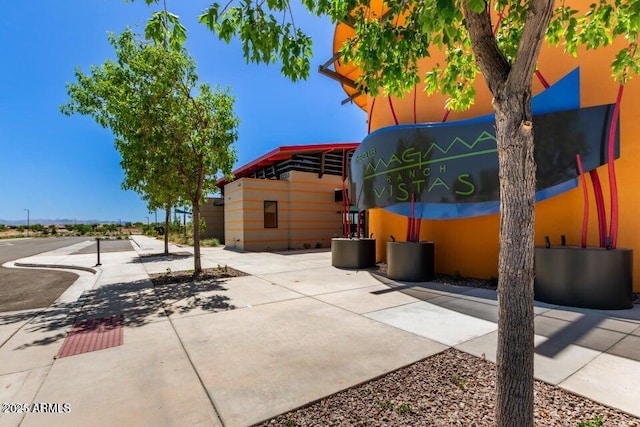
164;206;170;255
192;200;202;274
494;90;536;427
462;3;554;425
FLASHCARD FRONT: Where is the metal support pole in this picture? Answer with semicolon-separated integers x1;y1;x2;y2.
96;238;102;266
24;208;29;236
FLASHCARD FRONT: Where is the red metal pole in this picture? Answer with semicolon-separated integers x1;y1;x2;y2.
535;70;550;89
341;148;347;237
367;98;376;135
413;85;417;124
608;85;624;249
589;170;607;248
387;96;399;125
576;154;589;248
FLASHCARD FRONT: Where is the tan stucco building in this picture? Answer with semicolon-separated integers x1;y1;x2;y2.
214;143;360;251
200;197;225;241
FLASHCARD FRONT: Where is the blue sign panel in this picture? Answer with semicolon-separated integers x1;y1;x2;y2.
350;69;620;219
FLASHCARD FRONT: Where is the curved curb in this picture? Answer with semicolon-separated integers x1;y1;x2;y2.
13;262;97;274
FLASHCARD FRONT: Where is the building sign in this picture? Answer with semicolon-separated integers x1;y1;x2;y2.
351;70;619;219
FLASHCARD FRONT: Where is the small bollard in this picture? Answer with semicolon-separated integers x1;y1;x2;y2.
95;237;102;266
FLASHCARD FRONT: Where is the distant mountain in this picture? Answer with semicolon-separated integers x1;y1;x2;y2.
0;219;118;226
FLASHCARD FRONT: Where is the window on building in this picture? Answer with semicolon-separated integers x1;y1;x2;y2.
264;201;278;228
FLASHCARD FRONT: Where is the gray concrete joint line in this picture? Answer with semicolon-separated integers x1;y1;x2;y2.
558;382;640;421
159;293;226;426
15;365;55;427
305;283;393;297
249;348;451;426
251;275;307;298
140;254;226;426
361;300;422;316
252;274;379;299
554;348;610;387
169;296;310;322
0;309;47;349
532;370;640;420
257;265;345;275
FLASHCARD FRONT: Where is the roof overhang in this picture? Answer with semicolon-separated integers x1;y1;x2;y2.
217;142;359;188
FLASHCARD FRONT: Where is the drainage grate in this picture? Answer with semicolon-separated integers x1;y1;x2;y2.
57;314;124;358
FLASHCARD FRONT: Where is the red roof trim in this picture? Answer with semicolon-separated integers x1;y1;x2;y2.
217;142;359;187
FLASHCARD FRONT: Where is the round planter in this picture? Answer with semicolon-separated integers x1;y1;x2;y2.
331;238;376;269
386;241;435;282
534;246;633;309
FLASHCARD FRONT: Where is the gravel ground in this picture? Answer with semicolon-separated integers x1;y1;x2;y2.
259;349;639;426
260;267;639;426
149;264;247;285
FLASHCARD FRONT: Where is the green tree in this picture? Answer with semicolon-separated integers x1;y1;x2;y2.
132;0;640;424
31;224;45;233
62;29;238;272
75;224;91;235
62;30;184;255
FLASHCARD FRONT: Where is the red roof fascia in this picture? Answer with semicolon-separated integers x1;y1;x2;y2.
217;142;359;187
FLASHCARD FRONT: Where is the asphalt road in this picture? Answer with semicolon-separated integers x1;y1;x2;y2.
73;239;134;254
0;237;92;264
0;237;92;312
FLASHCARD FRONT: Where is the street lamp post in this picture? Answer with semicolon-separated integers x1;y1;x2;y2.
24;208;29;236
145;216;150;234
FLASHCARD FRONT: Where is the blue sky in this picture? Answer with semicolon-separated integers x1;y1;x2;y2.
0;1;365;224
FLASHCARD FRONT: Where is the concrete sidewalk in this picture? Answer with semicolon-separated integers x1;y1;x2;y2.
0;235;638;426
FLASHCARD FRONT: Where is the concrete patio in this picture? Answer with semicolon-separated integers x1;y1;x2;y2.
0;235;638;426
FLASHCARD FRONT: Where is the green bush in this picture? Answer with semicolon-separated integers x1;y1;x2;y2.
577;416;603;427
201;238;220;247
396;403;413;415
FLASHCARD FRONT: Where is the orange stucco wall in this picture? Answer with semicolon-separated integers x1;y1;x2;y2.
366;39;640;291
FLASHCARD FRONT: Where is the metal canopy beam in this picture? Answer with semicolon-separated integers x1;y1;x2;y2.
318;66;359;90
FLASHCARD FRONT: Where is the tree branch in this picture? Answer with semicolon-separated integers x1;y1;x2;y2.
508;0;554;90
463;1;510;94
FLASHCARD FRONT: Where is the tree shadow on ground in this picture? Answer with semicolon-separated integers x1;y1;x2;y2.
0;273;237;350
129;252;193;263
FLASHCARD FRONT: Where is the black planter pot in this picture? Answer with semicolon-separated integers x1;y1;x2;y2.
331;238;376;269
534;246;633;310
386;241;435;282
